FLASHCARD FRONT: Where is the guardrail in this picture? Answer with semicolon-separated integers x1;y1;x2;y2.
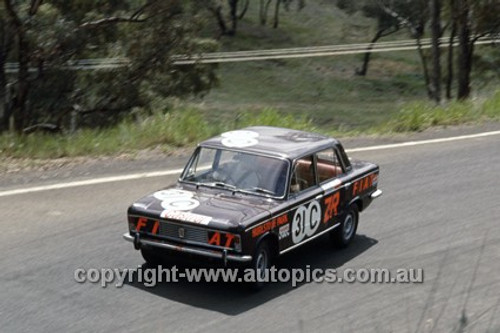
4;36;498;72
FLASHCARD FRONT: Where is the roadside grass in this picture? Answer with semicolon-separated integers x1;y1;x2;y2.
0;108;315;159
1;90;498;159
381;90;500;133
0;110;213;159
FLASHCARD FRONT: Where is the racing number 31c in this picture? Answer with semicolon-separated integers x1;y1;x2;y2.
292;201;322;244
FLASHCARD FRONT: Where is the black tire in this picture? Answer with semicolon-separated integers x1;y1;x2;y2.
140;246;163;266
248;240;271;291
331;204;359;249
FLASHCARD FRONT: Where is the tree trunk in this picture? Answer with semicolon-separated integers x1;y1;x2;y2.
0;62;7;132
259;0;265;25
429;0;442;103
445;18;457;100
209;3;228;36
356;27;398;76
13;28;30;132
273;0;281;29
238;0;249;20
260;0;272;25
228;0;238;35
456;0;472;100
0;19;7;131
416;37;433;100
5;0;31;133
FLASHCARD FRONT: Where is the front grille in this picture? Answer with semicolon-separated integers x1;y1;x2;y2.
158;220;208;244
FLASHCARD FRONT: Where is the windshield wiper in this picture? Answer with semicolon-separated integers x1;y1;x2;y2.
210;182;237;190
245;187;276;196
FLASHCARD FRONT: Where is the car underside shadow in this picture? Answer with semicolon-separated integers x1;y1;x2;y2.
123;233;378;315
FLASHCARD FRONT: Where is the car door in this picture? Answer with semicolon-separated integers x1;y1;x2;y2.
315;147;347;229
277;154;324;252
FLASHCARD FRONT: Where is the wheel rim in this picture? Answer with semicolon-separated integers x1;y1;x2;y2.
255;250;268;279
343;213;355;240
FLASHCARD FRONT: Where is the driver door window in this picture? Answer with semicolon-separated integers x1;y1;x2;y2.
290;155;316;194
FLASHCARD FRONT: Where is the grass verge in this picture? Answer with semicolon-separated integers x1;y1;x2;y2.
381;90;500;132
0;108;316;159
1;90;499;160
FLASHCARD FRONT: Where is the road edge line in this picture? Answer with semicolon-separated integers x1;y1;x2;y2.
1;130;499;197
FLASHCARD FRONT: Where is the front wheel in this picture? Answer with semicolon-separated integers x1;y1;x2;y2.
248;241;271;291
331;204;359;249
140;246;163;266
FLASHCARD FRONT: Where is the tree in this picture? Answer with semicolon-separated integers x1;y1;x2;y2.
3;0;35;132
1;0;218;133
356;2;401;76
376;0;434;99
429;0;442;102
347;0;498;101
0;6;14;131
454;0;499;99
441;0;499;100
200;0;305;36
445;0;457;99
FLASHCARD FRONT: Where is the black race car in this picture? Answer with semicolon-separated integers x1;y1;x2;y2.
124;127;382;278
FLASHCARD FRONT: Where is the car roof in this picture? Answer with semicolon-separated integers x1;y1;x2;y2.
199;126;339;159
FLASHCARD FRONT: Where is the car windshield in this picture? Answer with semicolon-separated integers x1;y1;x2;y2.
180;147;289;198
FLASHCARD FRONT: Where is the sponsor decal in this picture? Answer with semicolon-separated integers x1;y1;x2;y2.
292;201;322;244
160;210;212;225
352;174;376;196
153;189;201;211
220;130;259;148
323;191;340;223
153;189;193;201
251;214;288;238
208;231;236;248
135;217;160;234
279;224;290;240
160;197;200;211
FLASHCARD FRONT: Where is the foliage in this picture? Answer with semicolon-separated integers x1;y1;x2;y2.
0;0;218;133
383;90;500;132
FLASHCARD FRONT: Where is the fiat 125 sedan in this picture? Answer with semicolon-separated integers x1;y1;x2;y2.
124;127;382;278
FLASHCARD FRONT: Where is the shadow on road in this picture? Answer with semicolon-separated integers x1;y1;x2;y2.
124;234;378;315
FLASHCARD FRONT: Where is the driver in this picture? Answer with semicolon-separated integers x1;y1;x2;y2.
227;153;260;189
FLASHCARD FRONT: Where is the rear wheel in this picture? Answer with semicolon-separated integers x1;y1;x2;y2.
331;204;359;248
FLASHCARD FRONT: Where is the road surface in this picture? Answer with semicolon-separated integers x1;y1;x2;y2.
1;132;499;332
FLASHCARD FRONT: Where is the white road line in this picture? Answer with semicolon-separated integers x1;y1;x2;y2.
345;130;500;152
0;168;184;197
0;130;499;197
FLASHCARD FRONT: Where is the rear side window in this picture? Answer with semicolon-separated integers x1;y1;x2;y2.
316;148;343;183
336;144;351;171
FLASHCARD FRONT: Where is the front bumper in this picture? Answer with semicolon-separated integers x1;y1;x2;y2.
123;232;252;263
370;189;383;199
